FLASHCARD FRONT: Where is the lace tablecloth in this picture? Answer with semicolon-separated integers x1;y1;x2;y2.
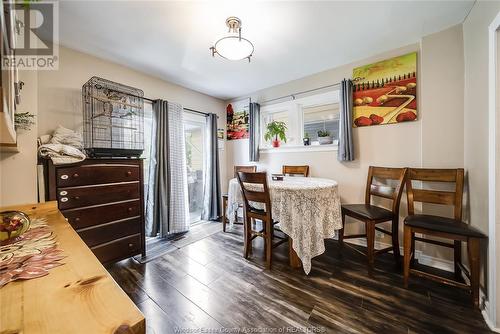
227;177;342;274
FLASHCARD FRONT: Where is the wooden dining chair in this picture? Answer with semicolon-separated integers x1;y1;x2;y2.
222;165;257;232
403;168;486;309
282;165;309;177
339;166;407;268
236;171;288;269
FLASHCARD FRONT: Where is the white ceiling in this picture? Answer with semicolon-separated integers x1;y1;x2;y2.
56;0;474;100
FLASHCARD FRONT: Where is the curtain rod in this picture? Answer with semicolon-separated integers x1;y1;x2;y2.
96;87;213;117
143;98;212;117
260;81;343;105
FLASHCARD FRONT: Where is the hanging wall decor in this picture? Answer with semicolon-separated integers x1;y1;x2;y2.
226;100;249;140
352;52;417;127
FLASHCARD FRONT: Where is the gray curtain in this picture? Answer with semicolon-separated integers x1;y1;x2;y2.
146;100;190;238
146;100;169;237
202;113;221;220
249;102;260;162
338;79;355;161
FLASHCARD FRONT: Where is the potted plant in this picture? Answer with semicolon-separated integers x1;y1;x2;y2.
317;129;333;145
264;121;287;148
303;132;311;146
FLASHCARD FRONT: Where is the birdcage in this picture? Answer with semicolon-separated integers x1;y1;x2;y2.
82;77;144;157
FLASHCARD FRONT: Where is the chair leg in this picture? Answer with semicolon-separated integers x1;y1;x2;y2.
289;238;301;268
403;226;412;288
410;231;416;265
454;240;462;280
391;217;400;264
366;221;375;269
468;237;481;309
265;220;273;270
222;197;227;232
263;220;267;260
243;215;252;259
339;212;345;248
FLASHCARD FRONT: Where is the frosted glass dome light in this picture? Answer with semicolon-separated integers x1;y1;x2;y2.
210;17;254;62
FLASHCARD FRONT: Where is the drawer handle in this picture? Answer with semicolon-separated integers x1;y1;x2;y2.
59;190;67;196
127;207;133;212
126;171;132;176
60;175;68;180
74;196;80;200
75;217;80;222
128;243;134;248
60;197;68;202
73;173;79;178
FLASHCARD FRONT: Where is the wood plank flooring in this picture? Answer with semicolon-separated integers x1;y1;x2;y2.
134;221;221;263
107;223;492;334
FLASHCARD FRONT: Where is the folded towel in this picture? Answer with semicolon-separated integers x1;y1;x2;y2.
49;125;83;150
38;143;86;165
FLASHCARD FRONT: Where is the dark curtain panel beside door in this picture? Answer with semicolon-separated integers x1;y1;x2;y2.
338;79;355;161
146;99;170;237
202;113;221;220
249;102;260;162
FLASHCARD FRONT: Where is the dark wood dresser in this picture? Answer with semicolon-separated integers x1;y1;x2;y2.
45;158;145;264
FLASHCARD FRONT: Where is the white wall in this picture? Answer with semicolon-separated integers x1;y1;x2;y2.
463;0;500;327
226;25;464;261
0;70;39;207
0;46;227;207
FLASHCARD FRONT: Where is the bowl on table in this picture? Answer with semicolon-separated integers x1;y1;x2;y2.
0;211;31;243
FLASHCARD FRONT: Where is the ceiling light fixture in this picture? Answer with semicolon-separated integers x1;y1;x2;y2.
210;17;254;62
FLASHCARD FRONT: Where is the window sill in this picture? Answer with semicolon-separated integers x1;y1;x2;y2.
260;144;338;154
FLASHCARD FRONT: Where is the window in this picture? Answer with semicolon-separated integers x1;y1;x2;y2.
303;103;339;142
262;107;292;143
260;90;340;150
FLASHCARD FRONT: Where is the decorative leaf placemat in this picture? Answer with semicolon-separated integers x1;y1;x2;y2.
0;218;65;287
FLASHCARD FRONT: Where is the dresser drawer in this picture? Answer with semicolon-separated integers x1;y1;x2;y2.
91;234;142;264
77;217;141;247
56;164;140;187
57;182;140;210
62;200;141;229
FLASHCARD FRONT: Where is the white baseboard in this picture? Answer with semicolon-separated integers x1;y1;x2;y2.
344;238;454;272
481;289;500;332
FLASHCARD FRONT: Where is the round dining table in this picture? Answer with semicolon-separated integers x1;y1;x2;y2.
226;176;342;274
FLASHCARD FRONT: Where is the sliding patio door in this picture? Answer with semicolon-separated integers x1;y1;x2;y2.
183;113;207;224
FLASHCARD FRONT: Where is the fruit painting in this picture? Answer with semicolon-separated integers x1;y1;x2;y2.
226;102;249;140
352;52;417;127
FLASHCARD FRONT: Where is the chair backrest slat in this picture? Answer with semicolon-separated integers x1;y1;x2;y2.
243;190;267;203
406;168;464;220
370;184;396;200
282;165;309;177
407;168;458;182
234;165;257;178
365;166;407;214
412;189;456;205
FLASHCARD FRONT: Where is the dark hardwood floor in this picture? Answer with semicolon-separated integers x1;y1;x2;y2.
107;223;492;334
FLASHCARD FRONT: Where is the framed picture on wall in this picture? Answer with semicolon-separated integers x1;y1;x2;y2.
226;99;249;140
217;128;224;150
352;52;417;127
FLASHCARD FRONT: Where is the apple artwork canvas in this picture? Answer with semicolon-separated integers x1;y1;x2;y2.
352;52;417;127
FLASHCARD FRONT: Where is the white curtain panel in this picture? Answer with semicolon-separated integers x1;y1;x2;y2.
167;102;190;233
202;113;221;220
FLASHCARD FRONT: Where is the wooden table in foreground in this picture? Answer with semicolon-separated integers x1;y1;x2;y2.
0;202;145;334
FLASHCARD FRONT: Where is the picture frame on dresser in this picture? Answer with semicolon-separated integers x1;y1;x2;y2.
44;158;146;264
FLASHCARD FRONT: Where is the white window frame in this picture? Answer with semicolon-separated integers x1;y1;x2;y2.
260;90;340;153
